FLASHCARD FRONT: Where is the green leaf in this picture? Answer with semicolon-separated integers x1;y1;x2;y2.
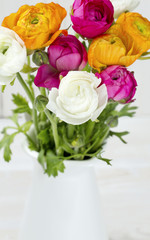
26;135;38;152
96;153;112;165
13;106;32;115
45;150;65;177
9;114;19;127
20;121;32;133
12;93;28;106
38;149;46;170
37;128;50;144
118;104;138;118
10;78;15;86
0;132;17;162
21;63;38;73
1;85;6;92
12;93;32;115
4;144;12;162
109;131;129;144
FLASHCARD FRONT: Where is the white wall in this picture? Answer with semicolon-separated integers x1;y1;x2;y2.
0;0;150;117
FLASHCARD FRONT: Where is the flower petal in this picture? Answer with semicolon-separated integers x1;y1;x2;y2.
34;64;60;90
56;53;82;72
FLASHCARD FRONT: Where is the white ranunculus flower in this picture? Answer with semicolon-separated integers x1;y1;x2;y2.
47;71;108;125
110;0;141;18
0;26;26;85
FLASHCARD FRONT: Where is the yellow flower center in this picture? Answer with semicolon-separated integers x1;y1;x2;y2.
134;19;150;38
17;8;49;35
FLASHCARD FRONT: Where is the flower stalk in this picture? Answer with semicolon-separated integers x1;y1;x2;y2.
16;72;34;104
44;109;60;153
16;72;39;137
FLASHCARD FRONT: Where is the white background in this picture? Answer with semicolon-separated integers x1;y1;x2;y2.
0;0;150;117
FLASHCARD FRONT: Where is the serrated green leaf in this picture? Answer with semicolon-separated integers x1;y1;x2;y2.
96;154;112;165
0;132;17;162
21;63;38;73
9;114;19;127
118;104;138;118
26;135;38;152
38;149;46;170
13;106;32;115
12;93;32;115
20;121;32;133
37;128;50;144
12;93;29;106
45;151;65;177
109;131;129;144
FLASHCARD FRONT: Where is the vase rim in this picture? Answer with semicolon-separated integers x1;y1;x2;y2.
24;141;101;167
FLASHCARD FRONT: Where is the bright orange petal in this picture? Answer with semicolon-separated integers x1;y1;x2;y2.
2;5;30;29
88;34;127;71
43;29;68;48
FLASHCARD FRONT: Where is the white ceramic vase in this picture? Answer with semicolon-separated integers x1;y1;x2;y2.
19;156;108;240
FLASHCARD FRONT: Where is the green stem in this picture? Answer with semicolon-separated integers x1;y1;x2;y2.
67;124;75;139
85;120;95;141
27;56;31;82
16;72;34;104
44;109;59;151
32;107;39;134
141;51;150;57
39;88;47;121
40;87;46;96
16;72;39;137
138;56;150;60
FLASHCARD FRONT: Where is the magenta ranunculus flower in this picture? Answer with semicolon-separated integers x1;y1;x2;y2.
34;34;87;90
71;0;114;38
96;65;137;103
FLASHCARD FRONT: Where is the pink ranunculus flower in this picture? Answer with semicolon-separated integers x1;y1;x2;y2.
71;0;114;38
34;34;87;90
96;65;137;103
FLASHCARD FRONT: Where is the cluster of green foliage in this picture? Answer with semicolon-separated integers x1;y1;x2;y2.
0;91;137;177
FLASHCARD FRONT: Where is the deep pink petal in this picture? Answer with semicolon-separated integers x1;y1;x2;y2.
71;15;111;38
34;64;60;90
99;65;137;103
47;35;87;72
71;0;114;38
48;45;65;68
56;53;82;72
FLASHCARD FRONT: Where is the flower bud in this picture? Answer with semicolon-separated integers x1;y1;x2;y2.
34;95;49;112
71;0;114;38
96;65;137;103
106;116;118;127
32;50;49;66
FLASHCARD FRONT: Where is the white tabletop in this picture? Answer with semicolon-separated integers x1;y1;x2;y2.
0;117;150;240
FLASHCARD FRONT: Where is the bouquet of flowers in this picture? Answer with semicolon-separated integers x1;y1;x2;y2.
0;0;149;177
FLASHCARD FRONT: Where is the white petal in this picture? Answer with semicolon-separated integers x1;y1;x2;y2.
47;71;107;125
91;84;108;121
0;27;26;85
0;74;15;85
110;0;141;18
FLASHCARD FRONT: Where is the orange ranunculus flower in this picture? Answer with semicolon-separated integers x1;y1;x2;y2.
107;23;144;57
88;28;141;72
116;12;150;53
2;3;67;50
